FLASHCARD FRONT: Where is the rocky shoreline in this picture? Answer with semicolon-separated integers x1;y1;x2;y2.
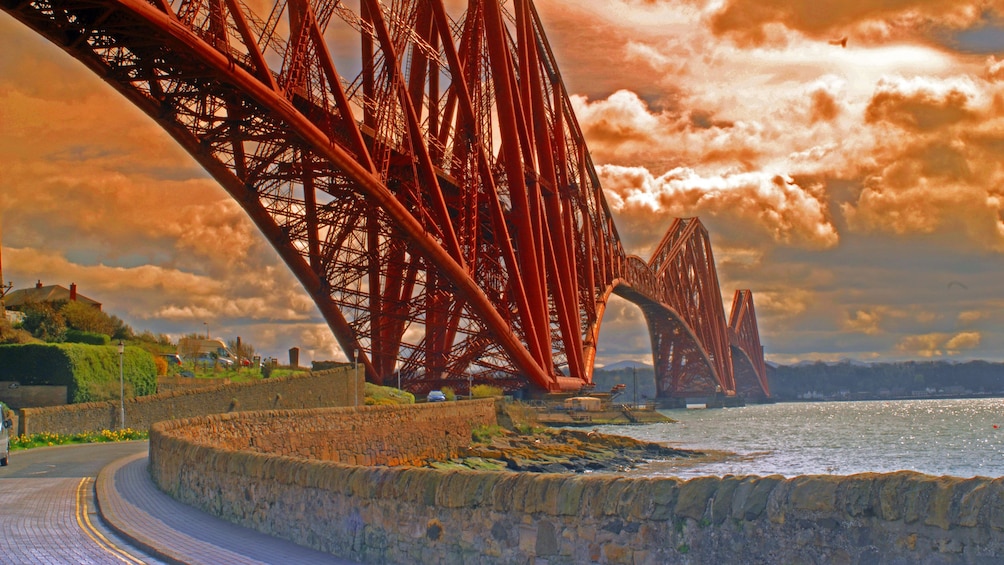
426;426;703;474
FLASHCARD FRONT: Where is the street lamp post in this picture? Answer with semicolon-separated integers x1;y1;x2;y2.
349;348;357;407
633;366;638;409
117;341;125;430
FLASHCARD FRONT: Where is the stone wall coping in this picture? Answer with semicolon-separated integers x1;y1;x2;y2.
20;369;343;417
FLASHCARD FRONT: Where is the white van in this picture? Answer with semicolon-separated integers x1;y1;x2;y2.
177;337;237;367
1;401;12;467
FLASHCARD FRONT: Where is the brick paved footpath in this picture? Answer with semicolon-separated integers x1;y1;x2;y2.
97;452;358;564
0;476;144;564
0;441;357;564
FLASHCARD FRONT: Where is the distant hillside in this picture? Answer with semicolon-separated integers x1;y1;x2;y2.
587;359;1004;402
599;360;652;372
592;364;656;401
768;360;1004;401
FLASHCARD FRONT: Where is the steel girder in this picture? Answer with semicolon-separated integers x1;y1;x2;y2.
609;218;735;398
4;0;765;396
729;289;770;398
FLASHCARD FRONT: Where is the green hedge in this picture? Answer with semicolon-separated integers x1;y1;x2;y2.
64;330;111;346
0;343;156;403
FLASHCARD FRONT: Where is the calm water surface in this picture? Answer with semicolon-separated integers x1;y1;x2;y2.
602;398;1004;479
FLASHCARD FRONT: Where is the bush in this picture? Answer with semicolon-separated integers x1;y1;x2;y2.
441;386;456;401
20;302;66;341
364;382;415;405
153;355;168;376
0;316;34;344
471;384;504;398
60;301;116;335
64;329;111;345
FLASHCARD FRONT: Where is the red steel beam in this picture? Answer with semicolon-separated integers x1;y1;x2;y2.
3;0;768;398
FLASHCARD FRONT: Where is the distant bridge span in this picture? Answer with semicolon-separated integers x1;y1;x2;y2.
3;0;769;399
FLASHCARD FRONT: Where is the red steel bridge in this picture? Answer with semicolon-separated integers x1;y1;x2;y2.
3;0;769;400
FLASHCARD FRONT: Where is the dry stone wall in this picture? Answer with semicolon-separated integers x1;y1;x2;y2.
150;404;1004;564
18;368;361;436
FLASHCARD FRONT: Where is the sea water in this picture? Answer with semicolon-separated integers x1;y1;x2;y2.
600;398;1004;479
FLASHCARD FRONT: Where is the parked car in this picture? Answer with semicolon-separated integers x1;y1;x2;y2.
193;354;233;368
161;353;182;366
427;390;447;402
1;401;12;466
178;337;238;367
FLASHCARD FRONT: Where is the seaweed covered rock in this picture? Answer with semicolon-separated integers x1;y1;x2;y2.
427;426;701;474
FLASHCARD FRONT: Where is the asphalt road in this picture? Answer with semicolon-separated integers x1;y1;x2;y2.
0;441;168;564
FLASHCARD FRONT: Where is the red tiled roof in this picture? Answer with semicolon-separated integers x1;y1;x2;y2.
3;285;101;309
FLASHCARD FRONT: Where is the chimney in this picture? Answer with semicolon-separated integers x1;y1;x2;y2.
70;283;77;301
36;280;42;289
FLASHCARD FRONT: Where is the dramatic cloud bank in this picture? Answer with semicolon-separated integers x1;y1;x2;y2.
539;0;1004;365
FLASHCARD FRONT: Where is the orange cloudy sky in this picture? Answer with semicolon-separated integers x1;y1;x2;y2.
3;0;1004;366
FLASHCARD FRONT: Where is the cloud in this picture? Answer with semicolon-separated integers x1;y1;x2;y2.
572;90;662;150
865;76;979;132
3;246;317;324
957;310;987;324
810;88;841;123
946;331;982;351
896;331;982;357
708;0;990;46
986;56;1004;81
842;75;1004;245
600;165;838;255
844;309;883;335
595;295;659;366
746;288;812;323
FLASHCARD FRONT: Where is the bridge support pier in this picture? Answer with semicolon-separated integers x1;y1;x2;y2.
645;307;722;401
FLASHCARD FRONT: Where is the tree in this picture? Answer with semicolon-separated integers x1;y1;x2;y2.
135;330;172;346
227;337;257;369
109;314;134;340
60;300;116;335
20;302;66;342
177;332;203;362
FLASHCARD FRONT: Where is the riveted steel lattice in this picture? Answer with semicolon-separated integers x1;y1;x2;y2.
4;0;768;398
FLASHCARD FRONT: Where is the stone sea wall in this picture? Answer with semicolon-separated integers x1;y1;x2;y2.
18;368;361;436
150;404;1004;564
159;400;497;466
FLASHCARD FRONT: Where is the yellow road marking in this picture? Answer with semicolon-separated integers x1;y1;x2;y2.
75;477;146;565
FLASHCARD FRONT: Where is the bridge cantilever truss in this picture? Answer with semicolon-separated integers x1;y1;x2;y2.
4;0;769;399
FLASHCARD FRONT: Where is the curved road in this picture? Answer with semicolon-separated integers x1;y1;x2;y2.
0;441;167;564
2;441;359;564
